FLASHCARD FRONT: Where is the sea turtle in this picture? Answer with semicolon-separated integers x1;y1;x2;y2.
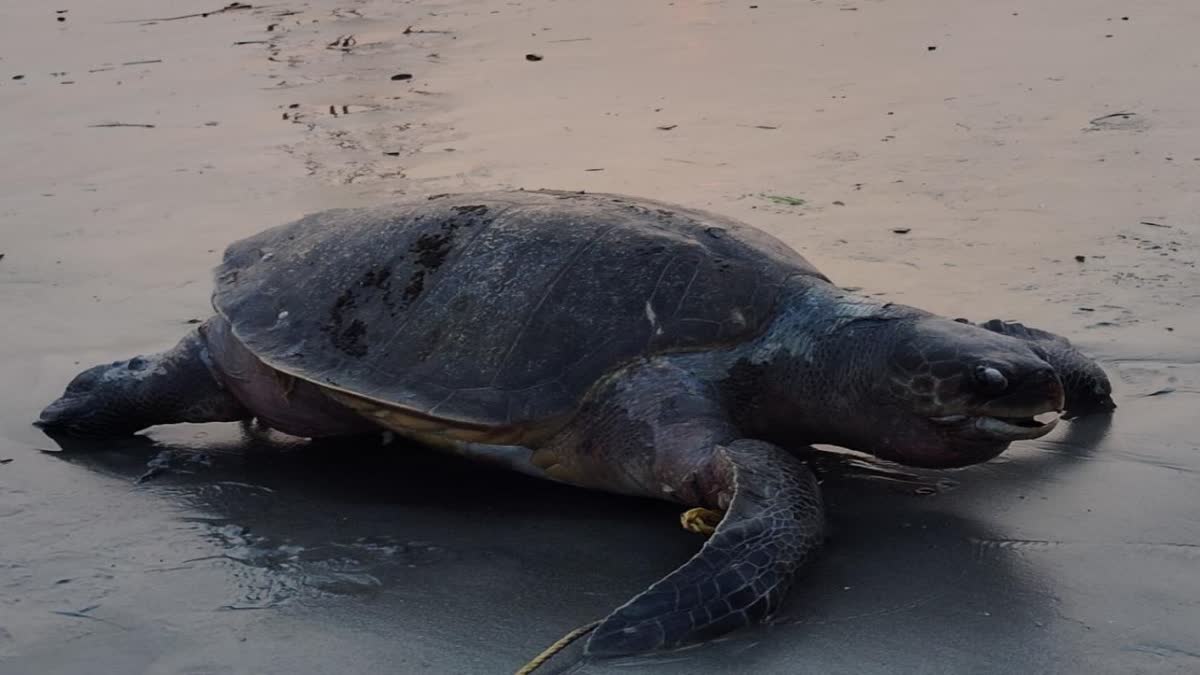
37;190;1114;656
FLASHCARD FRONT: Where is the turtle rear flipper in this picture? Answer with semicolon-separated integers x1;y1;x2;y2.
585;440;824;656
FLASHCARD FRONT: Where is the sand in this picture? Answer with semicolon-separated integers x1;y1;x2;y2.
1;0;1198;673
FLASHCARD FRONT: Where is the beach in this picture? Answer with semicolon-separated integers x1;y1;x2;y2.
2;1;1198;672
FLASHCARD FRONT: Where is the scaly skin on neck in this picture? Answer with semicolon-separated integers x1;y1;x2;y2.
672;279;927;449
669;278;1069;468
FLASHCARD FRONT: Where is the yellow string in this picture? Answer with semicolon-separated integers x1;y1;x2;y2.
514;620;601;675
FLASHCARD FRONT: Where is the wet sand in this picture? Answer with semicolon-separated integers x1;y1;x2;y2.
2;0;1199;673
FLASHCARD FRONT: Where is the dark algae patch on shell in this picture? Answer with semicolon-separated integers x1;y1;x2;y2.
323;266;400;357
403;204;487;305
314;206;490;357
325;288;369;357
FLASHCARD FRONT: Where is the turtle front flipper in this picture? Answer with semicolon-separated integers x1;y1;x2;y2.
963;318;1116;418
585;439;824;657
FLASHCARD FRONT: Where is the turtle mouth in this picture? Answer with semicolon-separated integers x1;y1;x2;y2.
928;410;1060;440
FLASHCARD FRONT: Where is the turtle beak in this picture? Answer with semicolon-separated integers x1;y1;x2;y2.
928;363;1064;444
975;364;1065;417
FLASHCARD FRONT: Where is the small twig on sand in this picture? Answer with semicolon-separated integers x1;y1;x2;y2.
547;37;591;43
326;35;356;51
1088;111;1136;125
51;604;102;620
180;554;250;565
113;2;252;25
50;604;127;629
1140;221;1171;228
89;123;156;128
403;25;453;35
121;59;163;66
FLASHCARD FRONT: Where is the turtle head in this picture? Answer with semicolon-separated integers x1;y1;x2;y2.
845;317;1064;468
37;359;162;436
37;327;248;437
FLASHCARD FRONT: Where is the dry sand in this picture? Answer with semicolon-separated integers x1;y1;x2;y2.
2;0;1198;673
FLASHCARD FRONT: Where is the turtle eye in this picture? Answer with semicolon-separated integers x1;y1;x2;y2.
973;365;1008;394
